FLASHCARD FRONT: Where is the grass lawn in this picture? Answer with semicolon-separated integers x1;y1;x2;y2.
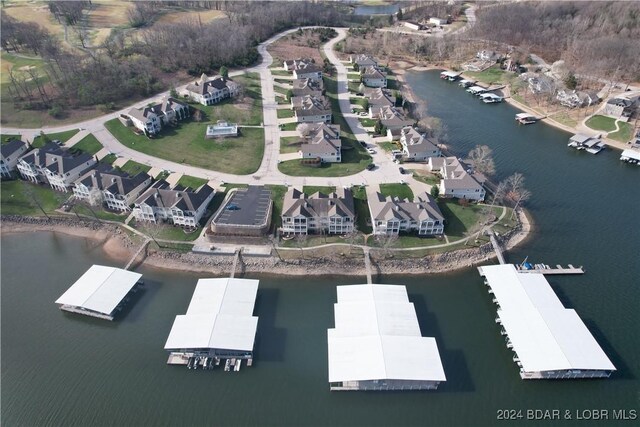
379;183;413;200
32;129;79;148
347;73;361;80
280;136;302;154
72;204;127;222
303;186;336;195
350;97;368;108
379;141;399;152
118;160;151;176
177;175;208;189
359;118;377;127
280;122;298;131
71;134;102;155
266;184;288;230
585;115;617;132
370;233;443;249
277;108;295;119
352;185;372;234
100;154;117;165
279;234;364;248
270;69;290;76
549;111;578;128
608;122;633;142
274;85;288;95
132;221;202;242
464;66;508;85
0;180;67;216
386;76;400;90
1;134;21;143
412;171;440;186
279;76;370;177
105;119;264;175
438;199;499;240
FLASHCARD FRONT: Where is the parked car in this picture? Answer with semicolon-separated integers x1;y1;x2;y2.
367;148;376;154
359;140;367;147
399;167;405;174
366;163;376;171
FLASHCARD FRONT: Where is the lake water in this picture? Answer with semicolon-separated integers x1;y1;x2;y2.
2;70;638;426
352;2;400;16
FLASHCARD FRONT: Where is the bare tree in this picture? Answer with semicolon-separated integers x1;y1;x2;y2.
375;233;398;258
23;183;51;220
468;145;496;176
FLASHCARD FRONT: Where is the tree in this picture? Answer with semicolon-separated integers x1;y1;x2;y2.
501;172;532;219
286;89;294;102
362;98;369;111
296;123;313;138
396;8;403;20
430;185;440;199
468;145;496;176
564;72;578;90
219;65;229;79
169;85;179;98
193;108;203;122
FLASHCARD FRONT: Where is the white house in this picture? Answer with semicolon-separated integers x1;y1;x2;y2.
476;50;501;62
132;180;215;229
556;89;600;108
602;97;637;120
361;66;387;88
292;95;332;123
17;142;96;192
403;21;423;31
399;126;441;162
349;54;377;69
367;189;444;236
292;78;324;97
281;187;355;235
429;157;486;201
377;106;414;130
429;17;449;26
184;73;241;106
1;139;29;179
152;96;190;125
299;123;342;163
73;163;152;212
365;88;395;118
126;106;162;136
292;62;323;81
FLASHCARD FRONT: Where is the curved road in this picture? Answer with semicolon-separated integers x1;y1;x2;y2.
2;27;421;191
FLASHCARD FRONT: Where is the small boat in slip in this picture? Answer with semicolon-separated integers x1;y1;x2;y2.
480;93;503;103
515;113;537;124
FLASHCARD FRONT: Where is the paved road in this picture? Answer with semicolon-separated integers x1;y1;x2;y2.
2;27;422;191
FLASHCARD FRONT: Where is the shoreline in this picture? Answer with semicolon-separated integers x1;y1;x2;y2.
1;214;532;278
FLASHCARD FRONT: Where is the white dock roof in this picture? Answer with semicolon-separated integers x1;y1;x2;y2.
440;71;459;78
479;265;615;373
55;265;142;316
164;278;259;352
621;149;640;161
328;284;446;383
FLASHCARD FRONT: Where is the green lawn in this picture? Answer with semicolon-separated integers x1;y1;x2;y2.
350;97;368;108
0;180;67;216
412;172;440;186
370;233;443;249
266;184;288;230
379;183;413;200
100;154;117;165
72;204;127;222
118;160;151;176
359;118;376;127
379;141;399;152
347;73;361;80
352;185;372;234
279;76;370;177
32;129;79;148
280;122;298;131
274;85;289;95
132;221;201;242
277;108;294;119
438;200;499;240
464;66;508;85
280;136;302;154
585;115;617;132
303;186;336;195
1;134;21;143
270;69;290;76
549;112;578;128
177;175;208;189
71;133;102;155
608;122;633;142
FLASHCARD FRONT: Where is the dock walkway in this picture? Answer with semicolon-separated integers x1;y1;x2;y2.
124;238;151;270
363;248;372;284
487;230;506;265
230;249;241;278
517;264;584;275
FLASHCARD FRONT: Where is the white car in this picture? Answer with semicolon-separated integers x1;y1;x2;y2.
367;148;376;154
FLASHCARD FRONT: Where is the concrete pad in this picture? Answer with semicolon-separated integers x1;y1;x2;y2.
165;172;183;187
94;148;111;161
112;157;129;168
64;129;89;148
279;131;300;137
278;117;298;124
279;152;300;161
147;166;164;179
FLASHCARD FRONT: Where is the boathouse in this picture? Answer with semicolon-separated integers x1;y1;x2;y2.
478;264;615;379
164;278;259;365
327;284;446;391
55;265;143;320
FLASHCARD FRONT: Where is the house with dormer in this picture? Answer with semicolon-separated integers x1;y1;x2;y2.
399;127;441;162
428;157;486;201
365;87;396;118
367;189;444;236
132;180;215;229
73;163;152;212
292;94;332;123
17;142;96;192
299;123;342;163
361;66;387;88
292;78;324;97
1;139;29;179
281;187;355;235
349;54;377;70
184;73;241;106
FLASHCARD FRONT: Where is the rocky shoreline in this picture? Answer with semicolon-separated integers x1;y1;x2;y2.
1;211;531;277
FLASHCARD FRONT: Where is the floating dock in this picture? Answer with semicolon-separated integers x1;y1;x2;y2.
478;264;615;380
55;265;143;321
516;263;584;275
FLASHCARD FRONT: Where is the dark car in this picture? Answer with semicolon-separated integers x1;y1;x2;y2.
399;167;405;174
359;140;367;147
366;163;376;171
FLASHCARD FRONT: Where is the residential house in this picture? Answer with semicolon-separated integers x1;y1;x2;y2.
429;17;449;26
292;95;332;123
292;62;323;81
376;106;413;134
361;66;387;88
299;123;342;163
403;21;423;31
126;106;162;136
525;75;557;95
292;78;324;97
17;142;96;192
399;126;441;162
73;163;152;212
184;73;240;106
428;157;486;201
556;89;600;108
152;96;190;125
284;58;313;72
132;180;215;229
367;189;444;236
476;50;501;62
1;139;29;179
281;187;355;235
365;87;396;118
602;97;637;121
349;54;377;69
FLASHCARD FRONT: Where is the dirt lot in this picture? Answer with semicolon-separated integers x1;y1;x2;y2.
268;29;326;67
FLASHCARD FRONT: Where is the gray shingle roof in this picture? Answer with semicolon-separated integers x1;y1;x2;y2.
368;191;443;223
135;180;213;212
292;95;331;117
76;163;150;197
1;139;28;159
282;187;355;219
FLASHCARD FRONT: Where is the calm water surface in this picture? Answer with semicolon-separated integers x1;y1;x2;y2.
2;70;638;426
